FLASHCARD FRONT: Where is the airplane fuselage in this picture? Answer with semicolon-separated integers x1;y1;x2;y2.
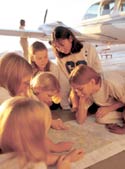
77;0;125;44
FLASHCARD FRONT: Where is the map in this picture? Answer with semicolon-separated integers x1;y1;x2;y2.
48;115;125;169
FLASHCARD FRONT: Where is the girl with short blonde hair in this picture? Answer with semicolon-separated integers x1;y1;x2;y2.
31;72;67;131
31;72;61;105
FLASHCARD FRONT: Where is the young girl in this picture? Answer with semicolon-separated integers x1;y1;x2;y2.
50;26;102;110
31;72;68;130
28;41;59;78
0;96;84;168
69;64;125;125
0;52;33;104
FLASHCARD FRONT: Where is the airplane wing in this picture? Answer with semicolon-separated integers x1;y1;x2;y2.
0;21;85;40
77;19;125;44
0;21;104;43
0;28;47;40
0;20;123;46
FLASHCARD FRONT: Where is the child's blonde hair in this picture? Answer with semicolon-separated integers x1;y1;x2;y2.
0;96;51;162
0;52;33;96
69;64;101;85
31;72;60;92
29;41;50;72
31;72;61;103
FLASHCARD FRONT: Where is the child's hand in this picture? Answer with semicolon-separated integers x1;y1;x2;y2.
51;119;69;130
65;148;84;162
56;141;74;152
57;148;84;169
57;155;71;169
96;106;110;118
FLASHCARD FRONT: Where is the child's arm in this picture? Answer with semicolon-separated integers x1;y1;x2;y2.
46;137;74;153
76;96;88;124
96;101;124;119
70;89;79;112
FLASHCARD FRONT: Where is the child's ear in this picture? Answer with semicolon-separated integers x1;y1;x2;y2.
90;78;96;85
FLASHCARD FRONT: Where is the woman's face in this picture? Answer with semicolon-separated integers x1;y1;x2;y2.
33;50;48;71
54;37;72;54
17;74;32;96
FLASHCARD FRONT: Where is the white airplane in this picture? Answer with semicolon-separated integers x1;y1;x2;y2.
77;0;125;44
0;0;125;46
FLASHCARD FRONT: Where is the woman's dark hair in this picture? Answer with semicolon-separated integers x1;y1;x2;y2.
50;26;83;58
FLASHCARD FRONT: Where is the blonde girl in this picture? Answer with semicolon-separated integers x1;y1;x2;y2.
31;72;61;106
0;52;33;104
31;72;68;130
0;96;84;169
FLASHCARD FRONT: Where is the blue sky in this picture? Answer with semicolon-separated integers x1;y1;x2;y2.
0;0;94;29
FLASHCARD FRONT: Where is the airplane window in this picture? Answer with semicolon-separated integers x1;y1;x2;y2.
83;2;100;19
100;0;115;15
